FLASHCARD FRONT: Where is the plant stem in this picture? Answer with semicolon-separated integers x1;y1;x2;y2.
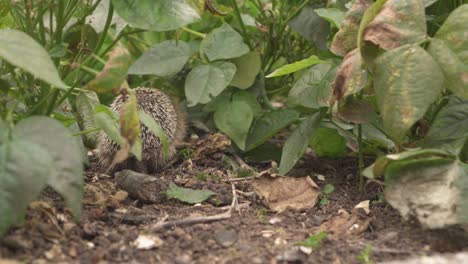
230;0;253;49
72;127;101;136
358;124;365;192
181;27;206;39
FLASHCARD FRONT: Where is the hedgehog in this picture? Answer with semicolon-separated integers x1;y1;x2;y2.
97;87;186;174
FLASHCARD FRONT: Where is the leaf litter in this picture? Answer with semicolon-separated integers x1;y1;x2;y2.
1;134;467;263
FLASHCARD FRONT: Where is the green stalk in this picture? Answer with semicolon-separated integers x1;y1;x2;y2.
230;0;253;49
181;27;206;39
358;124;365;192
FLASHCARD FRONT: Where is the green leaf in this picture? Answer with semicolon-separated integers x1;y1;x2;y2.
111;0;200;31
288;64;336;109
0;136;52;235
374;45;443;143
129;40;192;77
246;109;300;151
363;0;426;51
94;105;125;145
232;91;262;118
185;61;236;106
85;46;131;94
423;96;468;155
200;24;249;61
330;0;372;56
119;92;141;160
165;182;215;204
229;51;261;89
428;5;468;99
297;232;328;248
138;110;169;159
309;127;347;158
314;8;345;28
214;98;253;150
332;49;368;102
266;56;327;78
14;117;84;219
357;0;387;52
279;113;322;175
0;29;67;89
322;184;335;194
289;6;330;50
433;4;468;63
427;39;468;100
75;91;100;148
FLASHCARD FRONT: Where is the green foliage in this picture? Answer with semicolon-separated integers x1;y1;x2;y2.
310;127;347;158
111;0;200;31
357;245;374;264
165;182;215;204
200;23;250;61
0;29;67;89
297;232;328;248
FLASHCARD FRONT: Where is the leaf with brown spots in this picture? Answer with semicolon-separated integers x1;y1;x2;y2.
330;0;372;56
331;48;368;104
363;0;427;51
85;46;132;94
374;44;443;143
427;5;468;99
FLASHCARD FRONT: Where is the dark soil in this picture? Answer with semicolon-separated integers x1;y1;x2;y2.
1;135;467;264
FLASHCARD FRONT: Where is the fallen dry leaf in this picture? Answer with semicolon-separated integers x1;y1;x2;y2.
133;234;164;250
313;208;370;238
253;173;320;212
191;133;231;160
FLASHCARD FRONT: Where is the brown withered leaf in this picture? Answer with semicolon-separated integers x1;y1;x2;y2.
330;0;372;56
312;208;370;238
331;49;367;104
253;174;320;212
363;0;427;51
85;45;131;94
336;99;377;124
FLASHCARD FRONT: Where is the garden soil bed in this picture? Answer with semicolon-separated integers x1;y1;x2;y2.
1;134;467;264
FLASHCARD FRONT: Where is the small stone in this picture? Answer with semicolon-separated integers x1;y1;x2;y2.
214;229;238;248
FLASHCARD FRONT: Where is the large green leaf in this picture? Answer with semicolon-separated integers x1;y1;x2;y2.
288;64;336;109
428;5;468;99
363;0;427;50
246;109;300;152
423;96;468;155
0;29;67;89
384;157;468;228
289;6;330;50
185;61;236;106
129;40;192;77
330;0;372;56
374;45;443;143
279;113;322;175
14;117;84;218
200;23;249;61
111;0;200;31
314;8;345;28
165;182;215;204
214;98;253;150
309;127;347;158
0;136;53;235
229;51;261;89
266;56;327;78
433;4;468;63
427;39;468;100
